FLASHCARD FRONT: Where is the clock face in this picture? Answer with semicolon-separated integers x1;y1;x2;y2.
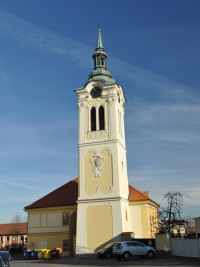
90;87;102;98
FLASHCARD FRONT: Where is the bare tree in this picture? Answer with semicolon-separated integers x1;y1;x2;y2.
184;216;195;228
11;213;27;224
159;190;188;233
10;213;27;247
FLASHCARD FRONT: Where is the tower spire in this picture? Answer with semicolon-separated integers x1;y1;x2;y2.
97;27;103;49
88;28;116;84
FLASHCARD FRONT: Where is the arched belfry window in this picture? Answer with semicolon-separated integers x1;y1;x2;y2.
99;106;105;130
96;57;105;68
90;106;105;132
91;107;96;131
96;57;100;66
101;57;105;66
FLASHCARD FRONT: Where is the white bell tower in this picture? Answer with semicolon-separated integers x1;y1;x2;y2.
75;28;132;256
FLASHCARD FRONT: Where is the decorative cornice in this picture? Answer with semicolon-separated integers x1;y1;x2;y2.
87;130;106;139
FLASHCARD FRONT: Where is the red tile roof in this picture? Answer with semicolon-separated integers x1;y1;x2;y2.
129;184;149;201
129;184;159;206
186;227;196;233
24;177;159;210
0;223;27;235
24;178;78;210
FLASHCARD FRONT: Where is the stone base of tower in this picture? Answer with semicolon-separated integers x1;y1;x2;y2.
75;198;132;256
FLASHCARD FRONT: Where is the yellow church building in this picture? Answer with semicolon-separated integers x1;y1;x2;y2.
24;28;159;257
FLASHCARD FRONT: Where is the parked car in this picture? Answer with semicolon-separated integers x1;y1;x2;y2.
0;256;5;267
96;242;118;259
113;241;156;260
0;251;12;267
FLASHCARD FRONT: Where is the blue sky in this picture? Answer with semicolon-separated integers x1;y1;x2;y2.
0;0;200;223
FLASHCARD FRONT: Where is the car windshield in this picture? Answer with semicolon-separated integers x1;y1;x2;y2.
115;242;122;247
104;242;116;248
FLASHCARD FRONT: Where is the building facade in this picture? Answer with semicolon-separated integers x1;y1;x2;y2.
24;179;78;256
24;179;158;256
24;29;159;256
194;217;200;233
0;223;27;251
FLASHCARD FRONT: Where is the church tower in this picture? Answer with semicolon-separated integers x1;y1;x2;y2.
75;28;132;255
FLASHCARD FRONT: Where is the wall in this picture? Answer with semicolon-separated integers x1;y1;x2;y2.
194;217;200;233
156;233;200;258
155;233;171;257
27;206;76;256
129;205;142;238
129;202;158;238
171;239;200;258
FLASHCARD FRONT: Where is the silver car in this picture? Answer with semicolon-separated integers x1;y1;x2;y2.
113;241;156;260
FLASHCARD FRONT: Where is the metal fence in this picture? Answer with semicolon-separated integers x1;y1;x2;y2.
171;238;200;258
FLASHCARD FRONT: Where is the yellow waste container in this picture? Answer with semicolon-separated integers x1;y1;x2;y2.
42;249;47;259
38;249;44;260
45;250;52;260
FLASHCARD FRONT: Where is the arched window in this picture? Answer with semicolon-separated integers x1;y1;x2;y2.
101;57;104;66
97;57;100;66
99;106;105;130
91;107;96;131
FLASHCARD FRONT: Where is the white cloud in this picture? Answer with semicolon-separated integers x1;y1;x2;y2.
0;9;91;67
109;57;200;103
128;104;200;125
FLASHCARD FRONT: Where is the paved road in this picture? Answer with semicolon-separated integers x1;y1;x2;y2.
11;257;200;267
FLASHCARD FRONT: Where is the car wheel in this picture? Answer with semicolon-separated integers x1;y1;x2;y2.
106;253;111;259
123;252;131;260
147;251;155;259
